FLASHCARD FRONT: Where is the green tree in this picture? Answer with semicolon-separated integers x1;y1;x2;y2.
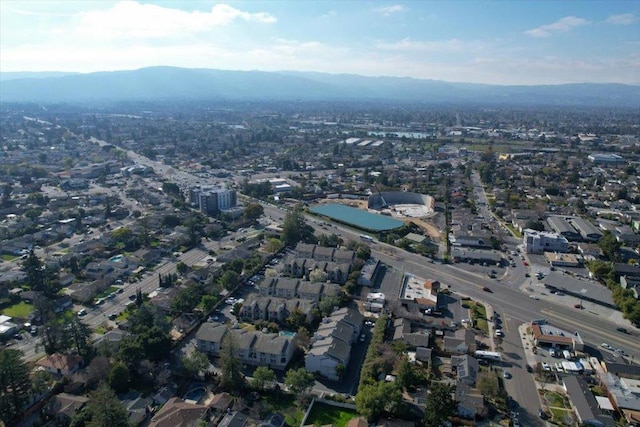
64;317;93;358
219;332;245;393
286;308;308;330
176;261;188;275
244;203;264;221
476;372;499;399
86;382;130;427
0;349;30;425
22;249;57;296
199;295;218;313
396;357;417;391
423;382;456;427
281;205;314;246
355;381;402;421
252;366;276;391
182;350;210;378
220;270;240;290
284;367;315;397
108;362;130;394
598;231;621;262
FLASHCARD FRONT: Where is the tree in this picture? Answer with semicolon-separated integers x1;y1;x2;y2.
0;349;30;425
182;350;210;378
86;382;130;427
476;372;499;399
286;308;308;330
252;366;276;391
220;270;240;290
176;261;188;275
598;230;621;262
219;332;245;393
1;182;12;207
63;317;93;358
284;367;315;397
355;381;402;421
265;238;283;254
108;362;130;394
396;357;418;391
423;382;456;427
199;295;218;313
281;205;314;246
318;295;341;317
244;203;264;221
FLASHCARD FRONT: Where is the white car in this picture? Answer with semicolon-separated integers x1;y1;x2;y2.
494;329;504;337
601;343;614;351
542;362;551;371
529;294;539;300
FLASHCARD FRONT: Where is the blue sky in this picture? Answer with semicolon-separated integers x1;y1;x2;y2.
1;0;638;85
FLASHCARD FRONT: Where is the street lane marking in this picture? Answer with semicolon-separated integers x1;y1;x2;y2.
541;309;640;353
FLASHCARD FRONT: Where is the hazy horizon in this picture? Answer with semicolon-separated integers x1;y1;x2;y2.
1;1;638;86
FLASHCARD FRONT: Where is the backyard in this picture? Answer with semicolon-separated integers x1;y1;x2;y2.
263;391;305;427
2;301;33;319
540;390;575;426
305;401;358;427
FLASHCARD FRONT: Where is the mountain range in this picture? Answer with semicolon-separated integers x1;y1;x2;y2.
0;66;638;107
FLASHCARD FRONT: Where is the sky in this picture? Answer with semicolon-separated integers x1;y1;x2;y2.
1;0;639;85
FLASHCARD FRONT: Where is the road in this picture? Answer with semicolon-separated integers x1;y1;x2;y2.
88;138;638;423
261;200;640;424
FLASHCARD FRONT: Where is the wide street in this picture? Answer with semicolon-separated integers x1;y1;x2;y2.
261;201;639;424
83;139;637;423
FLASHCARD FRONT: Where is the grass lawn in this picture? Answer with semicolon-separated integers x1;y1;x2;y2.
544;391;568;408
116;311;130;322
2;301;33;318
1;254;18;261
306;402;358;427
549;407;574;425
467;301;489;333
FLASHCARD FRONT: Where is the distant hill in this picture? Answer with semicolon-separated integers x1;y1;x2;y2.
0;71;79;82
0;66;638;107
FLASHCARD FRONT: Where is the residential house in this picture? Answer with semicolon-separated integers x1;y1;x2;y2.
443;329;476;355
563;376;615;427
305;307;362;380
239;296;315;324
195;324;297;370
44;393;90;426
148;397;209;427
451;355;479;386
36;353;83;377
455;381;485;420
295;243;316;259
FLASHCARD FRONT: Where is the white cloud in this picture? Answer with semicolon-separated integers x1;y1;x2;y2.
70;1;276;41
373;4;405;16
606;13;637;25
376;38;466;52
525;16;590;37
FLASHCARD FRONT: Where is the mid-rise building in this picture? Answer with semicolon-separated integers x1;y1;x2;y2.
523;229;569;254
189;186;237;216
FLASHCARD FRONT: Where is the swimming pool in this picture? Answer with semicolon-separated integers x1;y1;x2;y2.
184;387;206;403
109;255;124;263
279;331;296;337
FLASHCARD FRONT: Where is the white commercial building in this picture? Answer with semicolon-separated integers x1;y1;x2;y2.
523;229;569;254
